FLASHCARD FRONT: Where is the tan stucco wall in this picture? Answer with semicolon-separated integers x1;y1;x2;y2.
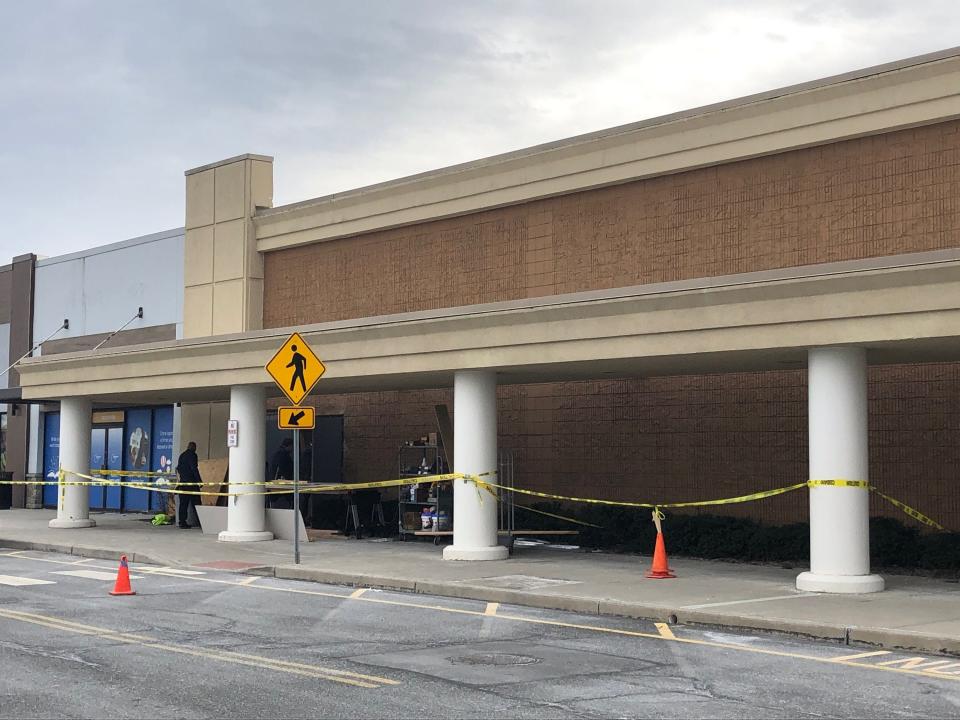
183;154;273;338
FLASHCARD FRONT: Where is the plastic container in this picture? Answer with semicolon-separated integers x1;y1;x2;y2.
421;508;433;530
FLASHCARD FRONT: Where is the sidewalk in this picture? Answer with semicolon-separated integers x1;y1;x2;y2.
2;508;958;655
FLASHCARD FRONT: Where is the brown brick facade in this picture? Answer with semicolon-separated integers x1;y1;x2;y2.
286;362;960;531
264;120;960;530
264;120;960;326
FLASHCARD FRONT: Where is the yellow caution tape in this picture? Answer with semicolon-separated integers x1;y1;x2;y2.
89;469;177;478
807;479;870;489
475;479;809;510
1;470;945;530
18;469;468;498
868;486;944;530
477;478;945;531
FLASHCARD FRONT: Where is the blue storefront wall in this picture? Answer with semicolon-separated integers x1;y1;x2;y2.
150;406;174;512
43;406;175;512
123;408;153;511
41;413;60;508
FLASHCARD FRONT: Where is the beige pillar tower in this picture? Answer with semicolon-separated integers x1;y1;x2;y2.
183;154;273;337
181;155;273;460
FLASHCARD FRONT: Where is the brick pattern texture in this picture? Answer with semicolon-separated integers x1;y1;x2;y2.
264;120;960;530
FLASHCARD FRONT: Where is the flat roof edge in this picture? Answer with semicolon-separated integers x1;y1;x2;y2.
260;46;960;219
185;154;274;176
36;227;185;268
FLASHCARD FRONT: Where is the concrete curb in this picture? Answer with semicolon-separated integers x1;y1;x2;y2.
271;564;957;656
0;538;169;568
676;608;847;642
5;539;957;657
849;626;960;656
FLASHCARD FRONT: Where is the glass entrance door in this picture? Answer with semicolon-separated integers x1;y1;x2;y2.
104;427;123;510
89;428;106;510
89;426;124;511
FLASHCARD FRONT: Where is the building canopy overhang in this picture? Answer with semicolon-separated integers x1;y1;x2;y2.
16;250;960;406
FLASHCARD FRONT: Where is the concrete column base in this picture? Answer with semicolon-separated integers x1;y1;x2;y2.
443;545;509;561
218;530;274;543
796;571;884;594
48;518;96;529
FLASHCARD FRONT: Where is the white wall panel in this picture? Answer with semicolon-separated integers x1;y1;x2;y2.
34;228;184;350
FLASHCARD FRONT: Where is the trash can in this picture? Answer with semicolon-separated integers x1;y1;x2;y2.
25;473;44;509
0;471;12;510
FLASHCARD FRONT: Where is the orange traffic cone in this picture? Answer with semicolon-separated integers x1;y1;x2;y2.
109;555;136;596
646;510;676;579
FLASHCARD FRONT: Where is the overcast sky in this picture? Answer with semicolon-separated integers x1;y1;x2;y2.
2;0;958;259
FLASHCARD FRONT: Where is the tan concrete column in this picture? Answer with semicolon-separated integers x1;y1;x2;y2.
183;154;273;338
181;154;273;460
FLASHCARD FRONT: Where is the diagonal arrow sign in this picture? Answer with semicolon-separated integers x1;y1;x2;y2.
288;410;305;426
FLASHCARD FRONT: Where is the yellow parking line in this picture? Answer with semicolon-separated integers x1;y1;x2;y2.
349;588;367;598
655;622;676;640
832;650;891;662
484;602;499;616
5;551;960;684
0;608;394;688
238;576;260;586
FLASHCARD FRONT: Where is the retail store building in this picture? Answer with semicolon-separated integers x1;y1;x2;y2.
11;48;960;593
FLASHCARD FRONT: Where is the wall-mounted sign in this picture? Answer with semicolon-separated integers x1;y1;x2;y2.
227;419;239;448
92;411;125;425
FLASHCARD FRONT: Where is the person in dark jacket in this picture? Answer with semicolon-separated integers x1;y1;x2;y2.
267;438;294;509
175;441;203;529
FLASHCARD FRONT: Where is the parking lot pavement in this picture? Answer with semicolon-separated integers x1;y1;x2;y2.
2;549;959;719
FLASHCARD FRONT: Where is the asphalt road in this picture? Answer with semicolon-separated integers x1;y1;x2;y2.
1;548;959;719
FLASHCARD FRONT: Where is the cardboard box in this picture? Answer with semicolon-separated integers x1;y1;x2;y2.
402;511;420;531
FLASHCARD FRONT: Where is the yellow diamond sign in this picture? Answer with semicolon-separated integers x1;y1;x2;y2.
265;332;325;405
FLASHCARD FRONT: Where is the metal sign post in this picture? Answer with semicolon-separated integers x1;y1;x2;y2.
293;430;300;565
265;331;325;567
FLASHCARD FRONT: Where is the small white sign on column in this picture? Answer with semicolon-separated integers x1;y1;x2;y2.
227;419;239;448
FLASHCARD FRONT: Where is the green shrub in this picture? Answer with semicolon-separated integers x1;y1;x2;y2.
919;532;960;571
870;517;920;568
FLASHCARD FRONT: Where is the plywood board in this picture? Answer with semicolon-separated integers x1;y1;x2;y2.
198;457;229;506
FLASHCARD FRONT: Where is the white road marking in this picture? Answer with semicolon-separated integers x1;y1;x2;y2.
680;593;814;610
0;574;56;587
141;567;206;576
51;570;143;581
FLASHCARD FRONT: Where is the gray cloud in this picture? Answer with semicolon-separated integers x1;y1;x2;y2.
1;0;958;258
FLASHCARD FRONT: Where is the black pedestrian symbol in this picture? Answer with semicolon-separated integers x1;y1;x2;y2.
287;345;307;393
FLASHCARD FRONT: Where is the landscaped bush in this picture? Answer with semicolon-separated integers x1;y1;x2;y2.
515;502;960;572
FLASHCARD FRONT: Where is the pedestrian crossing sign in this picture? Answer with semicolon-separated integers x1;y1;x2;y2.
265;332;326;405
277;406;316;430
